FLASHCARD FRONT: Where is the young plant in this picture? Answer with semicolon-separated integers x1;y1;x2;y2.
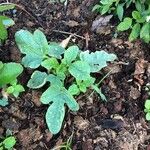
144;99;150;120
0;136;16;150
0;3;16;44
93;0;150;43
15;29;117;134
0;61;24;106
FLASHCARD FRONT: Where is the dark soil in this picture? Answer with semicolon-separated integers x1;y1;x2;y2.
0;0;150;149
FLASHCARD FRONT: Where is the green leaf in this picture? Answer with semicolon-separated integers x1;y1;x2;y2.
27;71;48;89
3;136;16;149
117;4;124;21
0;22;7;40
92;4;101;12
12;84;24;97
145;99;150;110
41;85;79;111
101;4;111;15
117;17;132;31
80;50;117;72
46;101;65;134
0;16;15;27
68;84;80;96
92;85;107;101
41;58;59;70
140;23;150;43
48;43;65;59
0;4;15;12
6;86;14;94
132;11;141;20
63;45;79;64
129;23;141;41
15;29;48;68
47;74;63;86
41;85;79;134
0;63;23;87
69;61;91;80
0;98;8;107
146;113;150;121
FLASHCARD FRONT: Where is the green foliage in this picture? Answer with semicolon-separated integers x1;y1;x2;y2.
15;29;117;134
0;136;16;150
93;0;150;43
0;3;15;43
144;99;150;120
0;61;24;106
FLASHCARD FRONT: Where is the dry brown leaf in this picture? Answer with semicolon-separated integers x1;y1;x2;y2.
65;20;79;27
134;59;148;85
91;15;113;31
60;35;72;48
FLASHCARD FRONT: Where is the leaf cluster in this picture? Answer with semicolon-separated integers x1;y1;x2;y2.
0;136;16;150
93;0;150;43
0;3;15;43
0;61;24;106
15;29;117;134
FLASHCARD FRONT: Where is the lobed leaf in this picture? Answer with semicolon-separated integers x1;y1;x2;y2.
69;61;91;80
80;50;117;72
15;29;48;68
27;71;48;89
63;45;79;64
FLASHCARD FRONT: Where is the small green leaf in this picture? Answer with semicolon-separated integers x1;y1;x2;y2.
0;98;8;107
0;63;23;87
12;84;25;97
145;100;150;110
101;4;111;15
41;58;59;70
0;16;15;27
46;74;63;86
129;23;141;41
92;4;101;12
92;85;107;101
117;4;124;21
0;4;15;12
63;45;79;64
0;22;7;40
48;44;65;59
140;23;150;43
46;102;65;134
3;136;16;149
68;84;80;96
69;61;91;80
6;86;14;94
132;11;141;20
117;17;132;31
146;113;150;121
27;71;48;89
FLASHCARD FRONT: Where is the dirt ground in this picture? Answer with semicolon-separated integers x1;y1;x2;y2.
0;0;150;149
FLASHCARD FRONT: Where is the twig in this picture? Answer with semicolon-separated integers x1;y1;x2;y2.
53;30;86;40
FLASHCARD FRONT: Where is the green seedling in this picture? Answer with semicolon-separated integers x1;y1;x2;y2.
0;136;16;150
15;29;117;134
0;61;24;106
144;99;150;121
0;3;16;43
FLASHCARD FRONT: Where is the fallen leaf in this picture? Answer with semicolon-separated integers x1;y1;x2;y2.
65;20;79;27
134;59;148;85
91;15;113;31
